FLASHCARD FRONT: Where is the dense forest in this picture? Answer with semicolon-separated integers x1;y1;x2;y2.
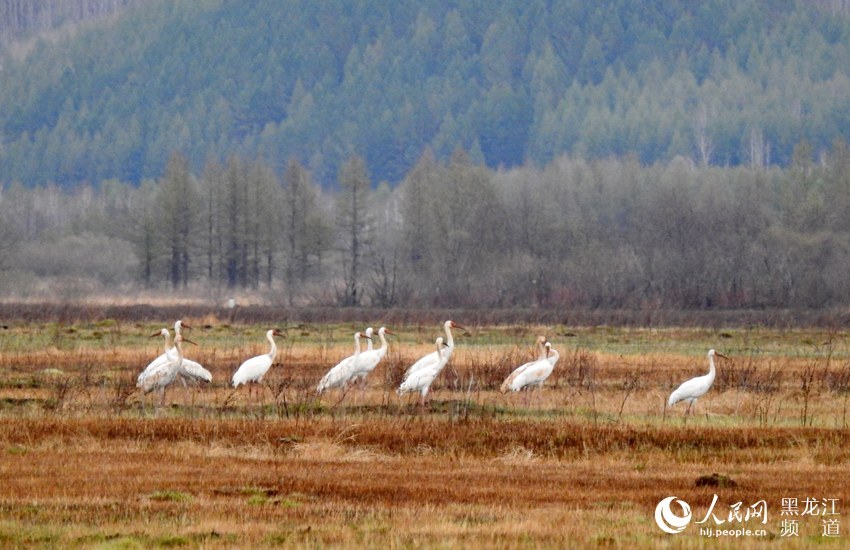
0;0;138;46
2;141;850;310
2;0;850;311
1;0;850;187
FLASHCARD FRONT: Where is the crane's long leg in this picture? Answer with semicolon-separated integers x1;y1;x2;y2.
357;378;369;407
179;376;190;409
332;387;348;408
190;382;199;413
346;380;357;406
352;379;362;406
158;387;166;410
183;377;200;410
253;383;261;411
420;386;431;412
681;399;693;426
332;382;351;408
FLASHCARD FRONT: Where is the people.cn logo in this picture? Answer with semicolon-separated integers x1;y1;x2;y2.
655;496;693;534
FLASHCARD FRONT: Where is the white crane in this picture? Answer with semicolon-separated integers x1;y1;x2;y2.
137;320;186;385
172;320;212;385
546;342;560;369
501;341;558;402
137;327;174;388
397;337;449;406
668;349;727;415
139;333;192;408
232;329;285;403
349;326;393;387
500;336;548;393
137;320;211;386
403;320;463;379
316;331;371;395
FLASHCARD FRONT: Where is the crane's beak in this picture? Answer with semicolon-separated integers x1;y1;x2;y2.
183;338;199;346
272;329;286;337
451;321;465;330
715;351;728;359
149;332;163;338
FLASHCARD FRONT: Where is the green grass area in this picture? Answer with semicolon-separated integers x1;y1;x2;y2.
3;319;849;359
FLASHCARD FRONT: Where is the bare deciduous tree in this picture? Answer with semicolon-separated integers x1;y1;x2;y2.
335;155;372;307
282;158;330;305
157;152;196;288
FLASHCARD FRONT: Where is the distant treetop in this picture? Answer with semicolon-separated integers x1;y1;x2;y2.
0;0;848;187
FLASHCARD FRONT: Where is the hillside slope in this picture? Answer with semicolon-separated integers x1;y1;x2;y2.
0;0;849;187
0;0;139;48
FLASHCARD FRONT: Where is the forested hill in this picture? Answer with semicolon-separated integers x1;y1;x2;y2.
1;0;850;188
0;0;140;48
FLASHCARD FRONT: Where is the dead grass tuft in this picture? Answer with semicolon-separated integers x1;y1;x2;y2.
1;322;849;546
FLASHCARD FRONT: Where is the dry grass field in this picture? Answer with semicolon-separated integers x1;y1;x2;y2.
1;318;849;547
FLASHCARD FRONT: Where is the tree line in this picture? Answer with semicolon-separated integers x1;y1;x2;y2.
2;141;850;310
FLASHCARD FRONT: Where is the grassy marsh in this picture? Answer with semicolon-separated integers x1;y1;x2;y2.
0;318;848;547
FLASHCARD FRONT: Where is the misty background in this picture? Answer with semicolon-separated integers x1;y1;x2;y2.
1;0;849;310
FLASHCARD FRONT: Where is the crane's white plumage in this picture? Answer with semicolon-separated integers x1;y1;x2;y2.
171;320;212;384
139;334;190;406
403;320;462;379
138;320;185;384
137;327;173;388
546;342;560;369
398;337;449;404
502;342;557;393
500;336;548;393
316;331;372;393
232;329;284;387
350;327;392;384
137;320;211;385
668;349;726;412
177;357;213;384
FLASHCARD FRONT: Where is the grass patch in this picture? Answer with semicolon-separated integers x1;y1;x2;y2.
0;522;60;546
7;444;27;455
246;494;269;506
1;321;849;547
147;490;193;503
153;534;191;547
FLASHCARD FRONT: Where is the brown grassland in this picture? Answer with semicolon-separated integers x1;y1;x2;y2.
1;316;849;548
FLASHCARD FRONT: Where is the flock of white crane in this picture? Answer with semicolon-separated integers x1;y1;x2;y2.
135;319;725;413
